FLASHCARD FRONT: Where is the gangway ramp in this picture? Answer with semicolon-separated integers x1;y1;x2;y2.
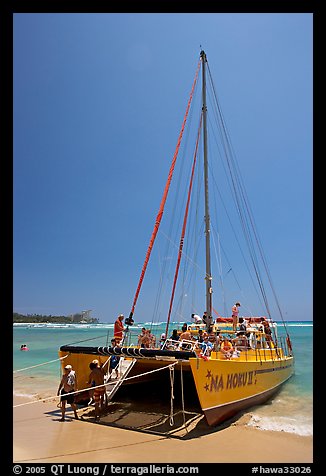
105;357;136;401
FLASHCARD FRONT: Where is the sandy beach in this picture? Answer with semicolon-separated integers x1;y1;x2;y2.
13;395;313;464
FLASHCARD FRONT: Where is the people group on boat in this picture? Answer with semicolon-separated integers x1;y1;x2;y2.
111;305;275;358
159;309;275;358
137;327;156;348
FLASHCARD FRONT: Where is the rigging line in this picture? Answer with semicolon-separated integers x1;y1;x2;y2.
190;149;203;311
165;113;203;338
174;220;205;322
210;226;227;314
207;62;286;325
152;83;199;327
192;144;205;309
13;354;69;373
206;90;266;303
158;224;205;292
14;362;179;408
66;334;109;346
178;116;204;320
207;64;273;318
209;163;267;313
129;57;201;322
151;244;169;325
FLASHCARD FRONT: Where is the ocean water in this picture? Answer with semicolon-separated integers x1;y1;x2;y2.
13;320;313;437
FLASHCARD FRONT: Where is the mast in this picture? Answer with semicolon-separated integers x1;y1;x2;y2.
200;50;213;323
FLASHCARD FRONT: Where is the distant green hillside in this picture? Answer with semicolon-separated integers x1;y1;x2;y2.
13;312;99;324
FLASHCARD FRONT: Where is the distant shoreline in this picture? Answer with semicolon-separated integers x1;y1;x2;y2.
13;320;313;326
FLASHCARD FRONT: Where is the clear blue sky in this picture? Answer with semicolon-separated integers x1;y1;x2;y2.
13;13;312;322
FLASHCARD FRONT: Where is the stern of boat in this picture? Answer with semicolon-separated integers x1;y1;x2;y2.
189;351;294;426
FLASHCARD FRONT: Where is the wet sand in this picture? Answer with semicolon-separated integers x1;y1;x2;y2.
13;395;313;464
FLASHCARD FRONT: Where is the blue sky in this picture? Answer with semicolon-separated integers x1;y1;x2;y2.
13;13;312;322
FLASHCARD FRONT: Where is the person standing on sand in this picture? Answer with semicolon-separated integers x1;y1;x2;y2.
232;302;241;331
87;359;110;422
57;364;79;421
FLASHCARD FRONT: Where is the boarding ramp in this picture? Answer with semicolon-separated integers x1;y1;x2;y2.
105;357;136;401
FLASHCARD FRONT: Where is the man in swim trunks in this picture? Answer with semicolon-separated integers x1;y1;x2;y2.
87;358;110;421
57;364;79;421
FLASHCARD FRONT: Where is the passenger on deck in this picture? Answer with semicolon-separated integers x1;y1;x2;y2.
139;329;151;348
202;311;213;328
233;332;249;351
261;318;274;349
149;331;156;348
207;326;216;340
232;302;241;331
238;317;247;333
169;329;180;341
108;338;121;379
196;329;205;343
179;327;194;350
114;314;125;343
159;333;166;349
137;327;147;346
214;330;222;351
220;337;234;359
200;336;213;356
179;327;192;341
191;313;202;324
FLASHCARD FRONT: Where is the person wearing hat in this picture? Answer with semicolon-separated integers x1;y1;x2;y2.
57;364;78;421
114;313;125;343
232;302;241;331
87;358;110;421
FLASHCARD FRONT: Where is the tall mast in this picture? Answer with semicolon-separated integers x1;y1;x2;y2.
200;50;213;322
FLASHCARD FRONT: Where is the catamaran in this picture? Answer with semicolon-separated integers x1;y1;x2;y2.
59;50;294;427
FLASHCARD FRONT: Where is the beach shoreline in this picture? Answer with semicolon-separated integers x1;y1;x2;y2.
13;395;313;464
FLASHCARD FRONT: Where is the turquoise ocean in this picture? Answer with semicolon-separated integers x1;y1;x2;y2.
13;321;313;437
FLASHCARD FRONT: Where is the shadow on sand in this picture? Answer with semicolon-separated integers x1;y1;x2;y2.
45;378;253;440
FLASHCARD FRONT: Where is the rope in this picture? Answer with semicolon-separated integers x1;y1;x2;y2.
180;361;188;433
13;361;178;408
169;366;175;426
128;57;201;321
13;354;69;374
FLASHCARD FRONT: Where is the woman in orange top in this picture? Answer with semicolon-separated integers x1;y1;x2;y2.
220;337;234;359
114;314;125;343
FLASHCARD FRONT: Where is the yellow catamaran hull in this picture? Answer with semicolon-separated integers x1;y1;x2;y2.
189;351;294;425
59;347;294;427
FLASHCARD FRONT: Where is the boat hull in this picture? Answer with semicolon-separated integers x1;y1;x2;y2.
58;349;193;390
58;347;294;427
189;353;294;426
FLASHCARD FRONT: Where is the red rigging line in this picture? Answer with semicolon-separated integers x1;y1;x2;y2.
165;113;203;339
128;58;202;324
